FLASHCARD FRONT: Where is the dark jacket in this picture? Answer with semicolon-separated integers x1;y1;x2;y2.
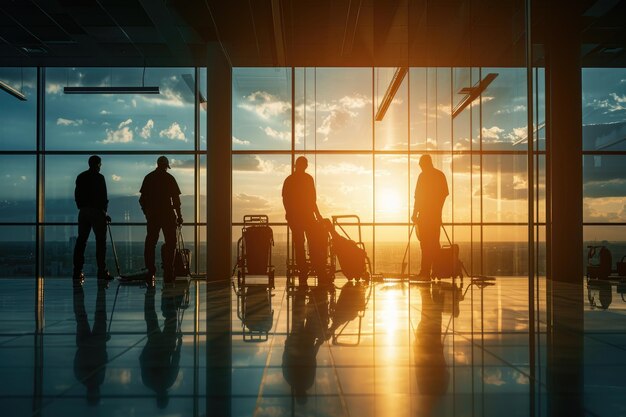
139;169;181;217
282;171;317;224
414;167;449;223
75;169;108;211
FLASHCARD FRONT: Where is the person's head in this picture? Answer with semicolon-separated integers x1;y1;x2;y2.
157;155;170;171
295;156;308;173
88;155;102;172
419;154;433;171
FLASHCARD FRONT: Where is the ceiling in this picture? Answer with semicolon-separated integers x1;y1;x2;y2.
0;0;625;67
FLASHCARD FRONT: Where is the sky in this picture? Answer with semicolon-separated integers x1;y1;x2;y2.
0;66;624;242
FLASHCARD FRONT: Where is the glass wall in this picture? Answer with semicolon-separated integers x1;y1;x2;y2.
232;67;544;278
0;67;207;278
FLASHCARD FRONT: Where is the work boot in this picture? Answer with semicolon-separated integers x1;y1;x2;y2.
72;270;84;287
145;271;156;289
97;270;113;281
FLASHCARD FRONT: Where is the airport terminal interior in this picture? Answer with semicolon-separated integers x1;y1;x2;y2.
0;1;625;416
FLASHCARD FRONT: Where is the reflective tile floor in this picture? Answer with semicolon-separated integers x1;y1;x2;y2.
0;276;625;417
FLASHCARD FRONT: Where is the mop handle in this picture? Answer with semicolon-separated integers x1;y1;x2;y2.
107;222;122;276
400;224;415;273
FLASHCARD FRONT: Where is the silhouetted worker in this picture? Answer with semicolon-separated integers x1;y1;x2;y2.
73;155;111;283
411;155;449;279
140;285;183;409
414;285;449;416
282;287;329;404
140;156;183;287
282;156;324;286
73;280;109;405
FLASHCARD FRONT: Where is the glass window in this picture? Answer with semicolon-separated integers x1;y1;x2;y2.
0;67;37;150
583;154;626;223
232;68;291;151
0;226;36;278
45;154;196;223
232;154;290;223
375;68;409;150
582;68;626;152
0;155;36;223
309;68;373;151
45;67;196;151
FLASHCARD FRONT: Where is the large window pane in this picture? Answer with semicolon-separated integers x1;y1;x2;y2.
232;154;290;223
45;67;195;151
0;155;36;223
315;154;373;222
0;68;36;150
375;155;409;223
232;68;291;151
375;68;408;150
310;68;373;151
480;68;529;151
481;155;528;223
0;226;35;278
45;154;196;223
583;154;626;222
582;68;626;152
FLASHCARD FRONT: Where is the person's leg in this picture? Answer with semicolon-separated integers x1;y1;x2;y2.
93;210;109;279
289;222;307;284
73;209;91;279
144;219;161;276
305;220;328;285
420;221;441;278
162;215;177;283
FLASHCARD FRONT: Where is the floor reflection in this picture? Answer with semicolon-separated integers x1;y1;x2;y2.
1;276;625;416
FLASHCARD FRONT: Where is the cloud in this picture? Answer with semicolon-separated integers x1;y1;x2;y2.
46;83;62;94
318;162;371;176
481;175;528;200
263;126;290;141
234;193;270;211
586;94;626;113
140;119;154;139
232;155;284;174
505;126;528;143
583;178;626;198
111;174;122;182
100;110;111;115
169;158;195;170
238;91;291;120
159;122;187;142
495;104;527;115
118;119;132;128
140;87;187;107
232;136;251;146
317;107;356;137
101;119;134;144
482;126;504;140
338;93;370;109
56;118;83;126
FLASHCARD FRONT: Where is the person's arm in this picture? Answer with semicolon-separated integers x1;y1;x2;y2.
101;175;110;221
171;177;183;225
74;176;81;210
411;176;421;223
311;176;322;221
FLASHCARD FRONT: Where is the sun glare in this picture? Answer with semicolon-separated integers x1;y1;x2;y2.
377;188;402;214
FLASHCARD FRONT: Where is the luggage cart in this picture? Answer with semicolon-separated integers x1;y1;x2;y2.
234;284;274;342
236;215;275;289
328;280;373;346
331;215;378;282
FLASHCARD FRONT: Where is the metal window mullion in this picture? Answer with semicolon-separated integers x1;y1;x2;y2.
194;67;200;274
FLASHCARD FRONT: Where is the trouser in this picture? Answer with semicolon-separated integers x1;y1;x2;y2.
144;214;177;281
289;217;328;282
417;219;441;276
73;207;107;274
289;218;316;280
